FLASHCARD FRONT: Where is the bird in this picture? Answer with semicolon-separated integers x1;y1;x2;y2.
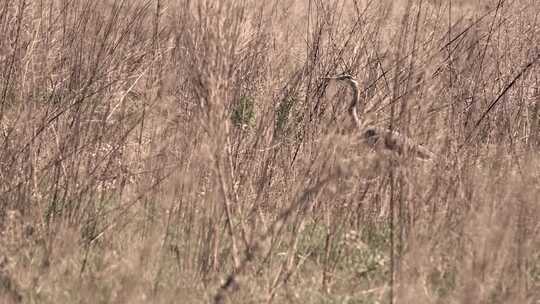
323;74;436;161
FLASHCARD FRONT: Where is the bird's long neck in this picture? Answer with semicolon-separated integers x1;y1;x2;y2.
348;82;362;130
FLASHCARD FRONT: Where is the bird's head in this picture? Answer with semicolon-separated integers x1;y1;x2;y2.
323;74;359;89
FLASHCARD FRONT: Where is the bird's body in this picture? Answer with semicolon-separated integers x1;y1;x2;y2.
361;125;436;160
323;74;436;161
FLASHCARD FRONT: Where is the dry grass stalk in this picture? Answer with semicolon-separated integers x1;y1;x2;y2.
0;0;538;303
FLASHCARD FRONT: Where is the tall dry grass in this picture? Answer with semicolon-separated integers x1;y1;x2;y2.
0;0;538;303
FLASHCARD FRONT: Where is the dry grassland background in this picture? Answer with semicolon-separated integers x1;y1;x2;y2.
0;0;539;303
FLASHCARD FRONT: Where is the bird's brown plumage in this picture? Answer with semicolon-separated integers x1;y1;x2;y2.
323;74;436;161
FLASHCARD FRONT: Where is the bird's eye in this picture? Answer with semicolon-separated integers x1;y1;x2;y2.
365;129;377;138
